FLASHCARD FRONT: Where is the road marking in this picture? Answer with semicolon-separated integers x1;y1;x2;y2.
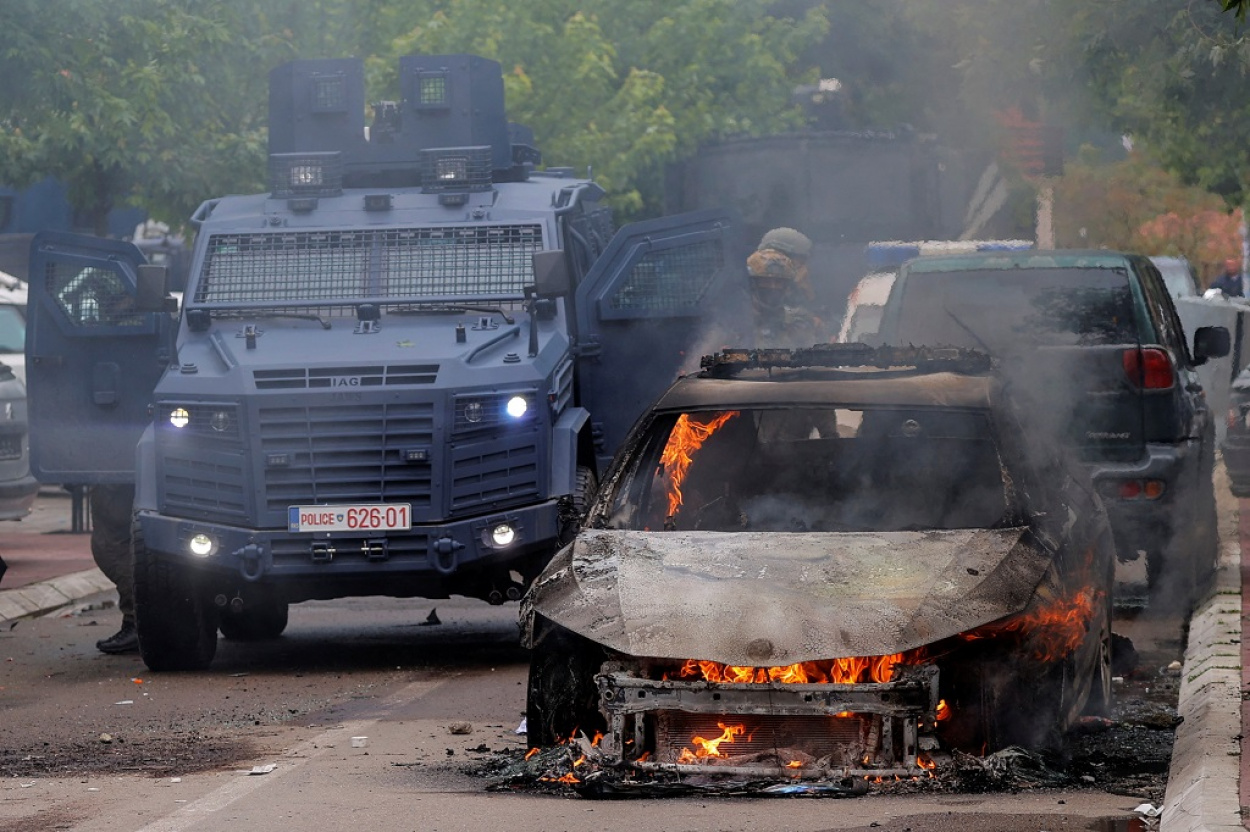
134;677;448;832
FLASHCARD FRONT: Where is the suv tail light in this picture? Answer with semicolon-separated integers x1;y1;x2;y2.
1122;347;1175;390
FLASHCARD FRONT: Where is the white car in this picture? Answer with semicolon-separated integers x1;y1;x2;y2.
0;270;26;385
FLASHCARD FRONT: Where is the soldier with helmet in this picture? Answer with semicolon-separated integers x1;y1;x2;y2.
746;227;827;347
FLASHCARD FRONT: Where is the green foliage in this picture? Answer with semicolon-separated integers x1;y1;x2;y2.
382;1;827;218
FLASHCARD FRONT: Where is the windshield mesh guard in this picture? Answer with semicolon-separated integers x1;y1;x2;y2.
194;224;544;307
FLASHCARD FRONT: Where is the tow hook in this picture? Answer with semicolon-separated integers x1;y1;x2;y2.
235;543;270;581
430;536;464;575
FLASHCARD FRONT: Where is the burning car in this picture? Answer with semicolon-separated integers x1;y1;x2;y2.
521;345;1114;784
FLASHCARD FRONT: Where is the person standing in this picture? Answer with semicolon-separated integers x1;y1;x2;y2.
1209;258;1248;297
746;227;826;347
90;484;138;653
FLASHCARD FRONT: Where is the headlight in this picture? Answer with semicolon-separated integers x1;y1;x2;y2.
170;408;190;429
188;534;215;557
209;410;232;433
490;523;516;547
506;396;528;419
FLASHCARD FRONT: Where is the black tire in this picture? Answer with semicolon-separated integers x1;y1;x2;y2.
525;618;607;748
218;601;289;641
132;520;218;671
557;465;598;546
1082;590;1114;719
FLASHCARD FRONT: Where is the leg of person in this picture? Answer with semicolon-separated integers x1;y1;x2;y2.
90;483;137;654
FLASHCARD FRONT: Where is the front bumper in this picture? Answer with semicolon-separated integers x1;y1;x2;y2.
137;499;561;598
0;473;38;521
596;665;941;779
1223;429;1250;496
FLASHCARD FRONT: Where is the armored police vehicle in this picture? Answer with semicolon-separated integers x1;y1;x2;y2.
25;54;741;670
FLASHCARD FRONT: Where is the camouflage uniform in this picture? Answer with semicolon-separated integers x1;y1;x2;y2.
90;484;136;649
748;228;826;348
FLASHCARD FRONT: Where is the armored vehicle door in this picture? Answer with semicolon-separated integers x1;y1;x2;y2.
26;231;169;483
574;209;745;469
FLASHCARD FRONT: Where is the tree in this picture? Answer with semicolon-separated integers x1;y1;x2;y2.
378;0;828;218
0;0;315;232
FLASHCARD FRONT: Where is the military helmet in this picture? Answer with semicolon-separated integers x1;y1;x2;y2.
757;227;813;260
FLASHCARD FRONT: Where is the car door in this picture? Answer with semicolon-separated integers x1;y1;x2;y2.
573;209;746;469
25;231;170;483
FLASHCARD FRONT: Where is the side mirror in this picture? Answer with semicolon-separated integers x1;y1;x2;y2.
532;250;571;298
1193;325;1231;365
135;264;169;313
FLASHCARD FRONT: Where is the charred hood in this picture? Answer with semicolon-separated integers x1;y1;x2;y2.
525;528;1054;665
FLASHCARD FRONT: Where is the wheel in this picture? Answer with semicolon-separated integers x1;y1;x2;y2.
218;600;289;641
557;465;598;546
132;520;218;671
525;617;607;748
1081;590;1114;719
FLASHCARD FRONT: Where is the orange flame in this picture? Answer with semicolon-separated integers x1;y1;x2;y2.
786;760;803;769
677;722;745;762
963;588;1099;661
524;747;539;761
659;411;739;517
679;652;916;686
917;754;936;770
935;699;951;722
554;772;580;784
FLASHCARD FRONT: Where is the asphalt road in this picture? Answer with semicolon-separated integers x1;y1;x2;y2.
0;587;1180;832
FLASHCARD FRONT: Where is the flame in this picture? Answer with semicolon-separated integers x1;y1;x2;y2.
963;588;1099;661
659;411;739;517
591;731;603;747
554;772;580;784
524;747;539;761
917;754;936;770
679;651;917;686
677;722;745;762
635;751;651;763
935;699;951;722
786;760;803;769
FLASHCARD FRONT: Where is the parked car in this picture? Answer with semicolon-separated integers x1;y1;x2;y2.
0;270;25;385
0;361;37;521
1149;255;1201;301
1222;369;1250;496
873;250;1227;608
523;345;1115;782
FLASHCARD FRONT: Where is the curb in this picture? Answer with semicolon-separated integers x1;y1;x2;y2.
1160;539;1244;832
0;567;114;627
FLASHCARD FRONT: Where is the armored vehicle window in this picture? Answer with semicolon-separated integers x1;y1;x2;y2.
48;264;144;328
607;239;725;314
893;268;1136;349
197;225;544;306
607;406;1011;533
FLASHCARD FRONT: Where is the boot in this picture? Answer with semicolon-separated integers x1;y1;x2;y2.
96;620;139;654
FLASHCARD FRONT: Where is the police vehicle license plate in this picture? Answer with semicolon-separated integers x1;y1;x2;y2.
289;504;412;533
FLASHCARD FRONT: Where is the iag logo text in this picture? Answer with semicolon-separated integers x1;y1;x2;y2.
331;377;361;387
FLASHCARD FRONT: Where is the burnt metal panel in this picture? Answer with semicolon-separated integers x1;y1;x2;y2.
527;527;1050;665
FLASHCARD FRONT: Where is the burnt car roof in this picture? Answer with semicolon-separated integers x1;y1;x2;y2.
656;345;996;413
656;370;994;413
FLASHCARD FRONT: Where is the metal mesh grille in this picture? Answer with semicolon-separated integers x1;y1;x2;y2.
197;225;543;306
609;239;724;313
0;431;21;461
44;262;146;328
259;402;435;514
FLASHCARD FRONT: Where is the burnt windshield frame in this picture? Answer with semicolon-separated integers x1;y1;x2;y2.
891;267;1143;350
605;406;1017;534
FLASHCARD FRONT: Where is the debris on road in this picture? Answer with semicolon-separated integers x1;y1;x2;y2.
246;764;276;775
